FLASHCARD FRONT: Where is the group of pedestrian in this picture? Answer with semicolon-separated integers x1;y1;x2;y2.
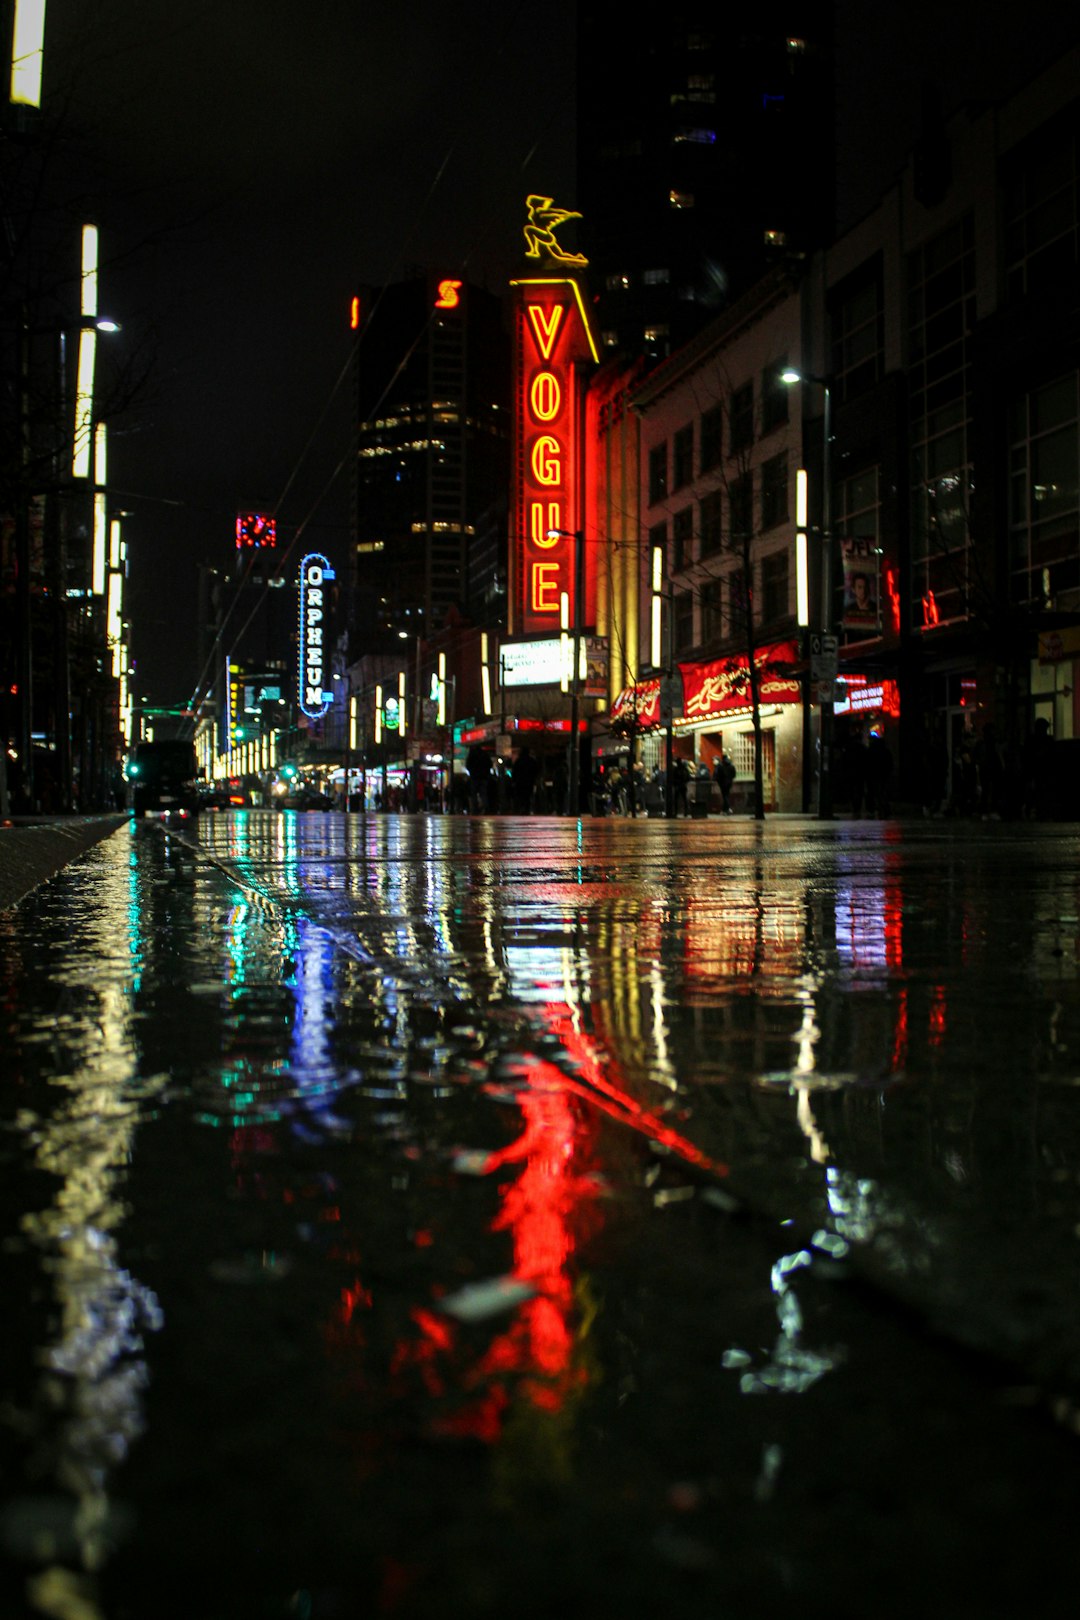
921;717;1061;820
843;726;893;817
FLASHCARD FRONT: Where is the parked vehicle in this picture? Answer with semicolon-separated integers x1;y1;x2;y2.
277;787;333;811
127;740;201;819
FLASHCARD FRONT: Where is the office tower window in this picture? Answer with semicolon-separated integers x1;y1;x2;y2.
672;424;694;490
729;383;754;452
761;452;789;530
648;443;668;505
699;489;723;556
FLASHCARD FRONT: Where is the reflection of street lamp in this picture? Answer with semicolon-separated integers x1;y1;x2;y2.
548;526;586;816
782;369;834;820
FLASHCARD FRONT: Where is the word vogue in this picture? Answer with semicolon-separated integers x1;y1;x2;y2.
509;197;598;637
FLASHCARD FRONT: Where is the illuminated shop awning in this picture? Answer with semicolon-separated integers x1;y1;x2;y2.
610;677;662;730
679;640;801;725
834;675;900;718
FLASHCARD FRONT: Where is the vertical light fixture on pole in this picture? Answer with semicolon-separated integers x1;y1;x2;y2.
72;225;98;480
10;0;48;107
783;370;834;820
92;421;107;596
549;525;586;816
796;467;811;812
650;540;675;817
480;634;492;719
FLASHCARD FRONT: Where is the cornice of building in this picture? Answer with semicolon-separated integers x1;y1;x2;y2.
628;266;801;413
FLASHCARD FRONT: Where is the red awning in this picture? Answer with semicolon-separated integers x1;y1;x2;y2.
679;640;801;723
610;677;661;729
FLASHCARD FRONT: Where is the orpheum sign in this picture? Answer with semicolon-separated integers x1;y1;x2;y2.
298;552;335;720
509;264;598;636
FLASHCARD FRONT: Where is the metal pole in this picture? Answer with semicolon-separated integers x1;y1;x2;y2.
818;382;834;820
665;587;675;819
15;312;33;811
568;527;584;817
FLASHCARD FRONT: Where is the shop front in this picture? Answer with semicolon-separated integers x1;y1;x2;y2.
677;641;803;813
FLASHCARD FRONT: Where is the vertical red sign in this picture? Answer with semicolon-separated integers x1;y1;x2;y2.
509;277;597;637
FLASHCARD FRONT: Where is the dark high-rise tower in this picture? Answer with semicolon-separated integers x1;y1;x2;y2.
577;4;835;361
349;274;509;654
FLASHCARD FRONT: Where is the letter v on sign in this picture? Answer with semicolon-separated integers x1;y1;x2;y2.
526;303;565;361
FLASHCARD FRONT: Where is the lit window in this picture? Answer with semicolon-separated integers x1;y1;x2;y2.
643;268;670;285
673;128;716;145
764;229;787;247
786;37;806;52
644;324;669;345
669;189;695;209
601;330;619;348
605;272;631;290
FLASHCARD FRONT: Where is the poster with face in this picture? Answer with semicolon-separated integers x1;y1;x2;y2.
841;537;879;631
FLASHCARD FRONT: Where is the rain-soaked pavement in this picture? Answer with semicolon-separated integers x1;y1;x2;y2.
3;810;1080;1618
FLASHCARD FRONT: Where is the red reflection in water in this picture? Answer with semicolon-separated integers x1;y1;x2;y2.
324;1007;726;1461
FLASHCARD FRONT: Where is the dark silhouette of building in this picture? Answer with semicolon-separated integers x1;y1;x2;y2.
349;273;510;654
577;4;835;362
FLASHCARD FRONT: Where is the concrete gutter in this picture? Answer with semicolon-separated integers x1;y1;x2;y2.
0;815;129;911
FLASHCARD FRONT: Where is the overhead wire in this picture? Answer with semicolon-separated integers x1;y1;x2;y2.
180;0;576;741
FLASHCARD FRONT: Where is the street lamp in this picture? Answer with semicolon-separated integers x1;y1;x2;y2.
782;369;834;819
547;526;586;816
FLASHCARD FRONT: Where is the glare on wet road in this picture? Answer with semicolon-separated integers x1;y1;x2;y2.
3;811;1080;1618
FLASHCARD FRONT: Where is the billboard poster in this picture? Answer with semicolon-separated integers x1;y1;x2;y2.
840;537;880;632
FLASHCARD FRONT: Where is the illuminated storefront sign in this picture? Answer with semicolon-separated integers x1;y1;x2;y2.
834;676;901;717
235;512;276;550
435;278;462;309
509;203;598;638
610;678;661;729
298;553;335;720
679;641;801;723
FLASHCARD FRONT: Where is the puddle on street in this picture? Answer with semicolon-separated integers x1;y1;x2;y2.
3;812;1080;1617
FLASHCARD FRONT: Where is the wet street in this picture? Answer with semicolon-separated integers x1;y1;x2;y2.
4;811;1080;1618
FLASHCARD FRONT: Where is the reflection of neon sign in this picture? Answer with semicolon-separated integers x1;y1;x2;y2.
509;275;598;635
298;553;335;719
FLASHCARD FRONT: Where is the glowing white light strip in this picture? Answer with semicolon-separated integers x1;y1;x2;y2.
72;327;96;478
107;571;123;676
80;224;98;316
92;423;107;594
10;1;47;108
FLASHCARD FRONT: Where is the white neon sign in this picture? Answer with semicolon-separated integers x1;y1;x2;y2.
298;553;335;719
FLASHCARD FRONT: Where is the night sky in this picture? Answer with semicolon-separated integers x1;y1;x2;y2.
32;1;1080;712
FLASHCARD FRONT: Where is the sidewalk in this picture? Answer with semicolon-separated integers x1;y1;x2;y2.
0;815;129;911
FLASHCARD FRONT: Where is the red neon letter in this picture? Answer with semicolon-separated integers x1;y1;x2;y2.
531;561;560;613
531;435;562;486
530;501;561;547
530;372;561;422
526;303;565;360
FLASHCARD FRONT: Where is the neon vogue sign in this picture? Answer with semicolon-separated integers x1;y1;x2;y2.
298;552;335;720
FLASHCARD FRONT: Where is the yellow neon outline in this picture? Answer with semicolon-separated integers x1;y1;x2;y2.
530;434;562;486
531;560;561;614
526;301;565;361
529;371;562;423
510;277;600;365
530;500;561;548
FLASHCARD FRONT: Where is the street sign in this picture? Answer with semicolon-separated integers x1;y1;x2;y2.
810;632;839;684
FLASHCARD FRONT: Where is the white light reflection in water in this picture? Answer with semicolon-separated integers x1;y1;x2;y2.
13;860;163;1587
728;1248;842;1396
